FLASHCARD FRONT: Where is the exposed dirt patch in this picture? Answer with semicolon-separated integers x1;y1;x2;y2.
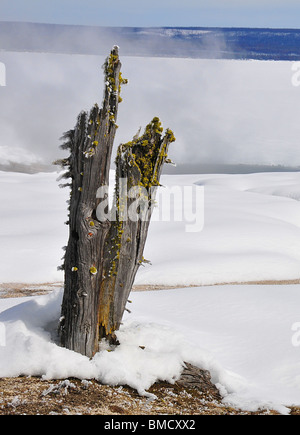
1;279;299;299
0;282;63;299
0;372;279;416
133;279;300;292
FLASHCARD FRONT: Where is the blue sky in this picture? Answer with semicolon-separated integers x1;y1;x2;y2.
1;0;300;28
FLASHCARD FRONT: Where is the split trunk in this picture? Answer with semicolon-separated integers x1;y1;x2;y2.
58;47;175;358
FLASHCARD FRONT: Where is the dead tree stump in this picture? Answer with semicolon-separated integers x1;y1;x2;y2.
57;47;175;358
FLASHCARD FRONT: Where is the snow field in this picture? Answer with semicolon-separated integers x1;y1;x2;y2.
1;170;300;412
1;170;300;286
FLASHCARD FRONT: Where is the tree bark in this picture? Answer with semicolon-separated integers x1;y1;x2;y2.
58;47;175;358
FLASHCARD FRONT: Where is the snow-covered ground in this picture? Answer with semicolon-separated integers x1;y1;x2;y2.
0;284;299;414
1;170;300;285
1;170;300;413
0;171;68;283
138;171;300;285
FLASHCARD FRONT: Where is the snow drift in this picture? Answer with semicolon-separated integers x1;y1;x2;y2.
0;285;298;414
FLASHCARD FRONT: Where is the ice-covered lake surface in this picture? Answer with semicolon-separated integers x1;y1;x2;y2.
1;23;300;60
1;170;300;413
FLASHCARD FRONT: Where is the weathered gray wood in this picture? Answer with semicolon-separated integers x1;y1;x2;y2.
98;119;175;343
59;46;122;357
177;363;222;400
58;47;175;358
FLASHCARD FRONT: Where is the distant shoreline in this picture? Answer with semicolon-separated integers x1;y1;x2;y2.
1;22;300;60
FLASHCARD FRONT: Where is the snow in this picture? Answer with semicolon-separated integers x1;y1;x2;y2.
126;285;300;413
1;170;300;413
1;170;300;286
1;285;299;414
0;171;68;283
0;290;185;398
138;171;300;285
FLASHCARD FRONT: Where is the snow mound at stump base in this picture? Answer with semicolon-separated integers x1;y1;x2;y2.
0;289;290;414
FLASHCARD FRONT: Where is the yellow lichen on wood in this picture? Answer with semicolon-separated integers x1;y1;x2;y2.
90;266;98;275
116;117;175;189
